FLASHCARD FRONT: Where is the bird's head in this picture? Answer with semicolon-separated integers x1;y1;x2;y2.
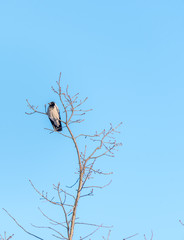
48;101;55;107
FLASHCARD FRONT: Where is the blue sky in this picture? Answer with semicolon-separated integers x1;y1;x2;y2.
0;1;184;239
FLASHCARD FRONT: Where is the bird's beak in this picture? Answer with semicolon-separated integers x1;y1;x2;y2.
48;102;51;105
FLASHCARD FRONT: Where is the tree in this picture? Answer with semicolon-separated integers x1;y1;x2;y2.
4;73;123;239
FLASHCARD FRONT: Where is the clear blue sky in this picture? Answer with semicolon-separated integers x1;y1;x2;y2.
0;1;184;239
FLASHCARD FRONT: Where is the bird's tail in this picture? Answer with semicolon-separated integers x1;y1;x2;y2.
56;122;62;132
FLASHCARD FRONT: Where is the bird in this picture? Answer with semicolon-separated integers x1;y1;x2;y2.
47;102;62;131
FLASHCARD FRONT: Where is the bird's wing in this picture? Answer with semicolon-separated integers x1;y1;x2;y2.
49;118;57;130
55;105;61;118
55;104;62;124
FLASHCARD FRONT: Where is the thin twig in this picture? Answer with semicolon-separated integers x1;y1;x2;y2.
123;233;139;240
2;209;44;240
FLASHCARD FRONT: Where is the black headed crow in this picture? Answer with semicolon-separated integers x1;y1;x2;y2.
47;102;62;131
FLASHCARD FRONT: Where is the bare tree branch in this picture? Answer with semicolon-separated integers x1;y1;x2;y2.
0;232;14;240
31;224;67;240
38;207;67;229
79;224;103;240
144;231;153;240
2;209;44;240
123;233;139;240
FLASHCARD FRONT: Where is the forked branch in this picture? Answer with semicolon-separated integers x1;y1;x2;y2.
0;232;14;240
